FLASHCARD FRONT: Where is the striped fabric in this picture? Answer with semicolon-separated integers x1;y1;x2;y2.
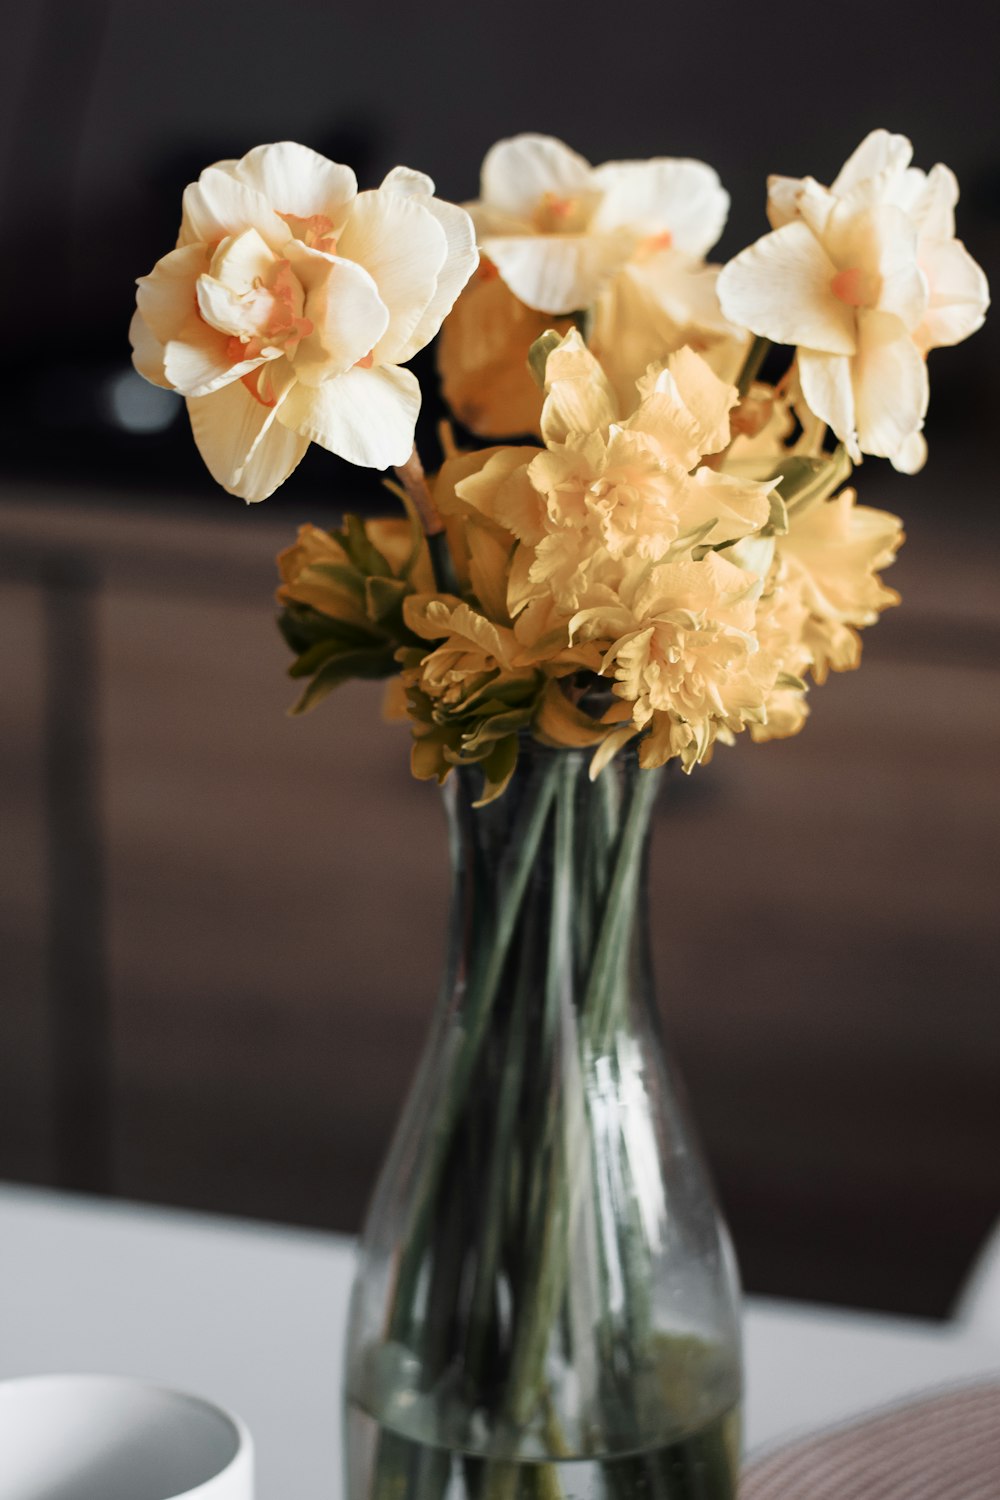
741;1382;1000;1499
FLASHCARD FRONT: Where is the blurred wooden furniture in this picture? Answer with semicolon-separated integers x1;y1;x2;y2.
1;481;998;1317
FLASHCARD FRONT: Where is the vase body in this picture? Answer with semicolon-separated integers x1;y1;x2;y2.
344;745;742;1500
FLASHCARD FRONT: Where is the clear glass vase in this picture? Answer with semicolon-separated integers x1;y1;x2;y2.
344;744;742;1500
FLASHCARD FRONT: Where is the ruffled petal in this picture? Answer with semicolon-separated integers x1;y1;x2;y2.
186;365;307;501
798;348;859;459
631;346;735;467
230;141;357;229
852;309;929;463
718;222;857;354
913;237;989;350
589;157;729;256
831;129;913;196
178;166;288;252
483;228;635;314
278;362;420;468
481;134;592;220
540;328;618;444
285;243;389;385
337;190;448;364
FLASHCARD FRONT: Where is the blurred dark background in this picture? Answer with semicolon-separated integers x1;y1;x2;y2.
1;0;998;1317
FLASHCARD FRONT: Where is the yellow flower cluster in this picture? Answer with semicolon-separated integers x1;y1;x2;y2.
129;130;984;797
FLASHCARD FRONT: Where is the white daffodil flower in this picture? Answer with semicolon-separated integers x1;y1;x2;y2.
467;133;730;317
130;143;478;500
717;129;989;473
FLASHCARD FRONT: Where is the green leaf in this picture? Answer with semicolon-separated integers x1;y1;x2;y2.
765;489;789;536
341;514;394;578
462;705;535;753
474;735;520;806
365;574;409;627
287;645;398;715
278;605;382;654
775;449;852;513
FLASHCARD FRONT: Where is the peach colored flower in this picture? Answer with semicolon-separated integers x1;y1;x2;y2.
436;259;573;438
447;134;738;433
717;130;988;472
130;143;477;500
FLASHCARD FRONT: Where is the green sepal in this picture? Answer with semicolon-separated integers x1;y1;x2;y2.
474;735;520;807
527;330;565;389
341;513;395;579
288;645;399;716
278;604;380;655
365;574;409;625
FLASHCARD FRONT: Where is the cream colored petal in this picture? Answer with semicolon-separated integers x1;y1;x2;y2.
135;244;210;342
467;203;534;237
178;166;289;252
903;162;958;239
673;467;774;544
437;269;565;438
891;429;927;474
391;193;479;363
186;366;307;502
914;238;989;350
831;129;913;196
128;310;169;388
286;243;389;384
481;134;592;219
163;327;270;397
717;223;856;354
852;309;928;463
823;201;926;331
230;141;357;229
767;173;806;229
589;158;729;256
207;227;276;292
138;243;260;396
662;345;736;453
540;328;618;444
458;450;545;541
278;362;420;468
381;165;436;198
483;228;635;313
798;349;859;460
337;190;448;364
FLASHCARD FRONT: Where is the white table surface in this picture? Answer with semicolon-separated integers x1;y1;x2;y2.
2;1183;998;1496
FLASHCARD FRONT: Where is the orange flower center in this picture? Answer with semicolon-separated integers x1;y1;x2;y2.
534;191;589;234
222;259;313;368
279;212;339;255
830;266;880;309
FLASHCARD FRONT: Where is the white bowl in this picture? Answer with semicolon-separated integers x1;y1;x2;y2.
0;1375;253;1499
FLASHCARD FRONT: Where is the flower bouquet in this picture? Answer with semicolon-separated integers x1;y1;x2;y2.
132;130;987;1500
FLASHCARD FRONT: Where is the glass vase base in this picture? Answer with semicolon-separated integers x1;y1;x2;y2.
347;1400;740;1500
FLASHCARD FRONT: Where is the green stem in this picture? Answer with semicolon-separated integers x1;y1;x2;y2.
736;335;769;398
583;768;662;1052
388;761;561;1343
